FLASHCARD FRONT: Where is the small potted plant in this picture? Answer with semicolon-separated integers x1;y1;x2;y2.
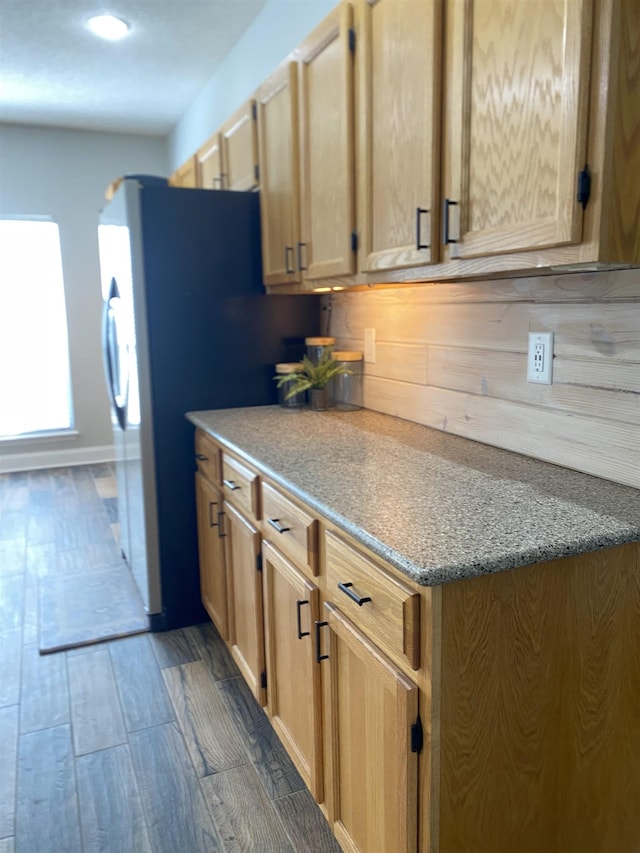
274;348;351;411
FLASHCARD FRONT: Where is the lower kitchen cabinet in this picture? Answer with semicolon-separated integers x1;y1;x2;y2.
322;602;419;853
262;540;324;800
224;500;266;705
193;426;640;853
195;472;228;639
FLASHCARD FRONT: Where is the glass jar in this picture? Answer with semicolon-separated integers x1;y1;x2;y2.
330;351;363;411
305;336;336;365
275;363;305;409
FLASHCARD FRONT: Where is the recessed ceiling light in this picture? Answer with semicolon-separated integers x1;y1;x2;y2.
87;14;130;41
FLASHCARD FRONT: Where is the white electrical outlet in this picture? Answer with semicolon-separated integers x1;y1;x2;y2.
527;332;554;384
364;328;376;363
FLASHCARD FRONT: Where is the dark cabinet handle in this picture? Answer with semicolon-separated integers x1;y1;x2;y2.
285;246;295;274
296;599;310;639
315;620;329;662
208;500;219;527
222;479;240;491
338;582;372;607
217;511;226;537
297;242;307;271
416;207;430;250
196;453;208;461
443;198;459;245
268;518;291;534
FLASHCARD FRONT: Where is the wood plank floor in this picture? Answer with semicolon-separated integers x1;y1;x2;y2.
0;465;340;853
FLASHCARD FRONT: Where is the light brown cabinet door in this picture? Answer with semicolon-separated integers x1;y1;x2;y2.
195;473;228;639
357;0;440;272
256;62;302;286
323;602;419;853
169;155;198;188
298;2;355;281
197;132;224;190
262;541;323;800
220;99;259;191
224;500;265;705
442;0;593;259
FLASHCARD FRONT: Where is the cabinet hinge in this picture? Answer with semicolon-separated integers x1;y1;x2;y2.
254;163;260;182
351;231;358;252
256;552;263;573
348;27;356;53
260;670;267;689
577;164;591;210
411;715;423;754
252;102;257;120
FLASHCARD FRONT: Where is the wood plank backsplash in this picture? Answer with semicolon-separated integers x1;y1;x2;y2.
326;269;640;488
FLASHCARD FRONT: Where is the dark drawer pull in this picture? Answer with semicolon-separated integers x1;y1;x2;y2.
268;518;291;534
217;511;226;537
196;453;208;461
208;500;219;527
285;245;295;274
297;241;307;271
338;582;371;607
315;620;329;662
222;479;240;491
296;599;310;639
416;206;430;250
443;197;459;245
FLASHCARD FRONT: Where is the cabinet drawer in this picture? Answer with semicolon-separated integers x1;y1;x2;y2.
325;531;420;670
221;453;260;520
195;430;221;486
261;481;318;577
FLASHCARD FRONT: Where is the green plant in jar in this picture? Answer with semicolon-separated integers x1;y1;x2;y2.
274;347;351;405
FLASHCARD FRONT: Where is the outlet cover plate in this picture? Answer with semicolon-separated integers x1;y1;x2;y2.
527;332;553;384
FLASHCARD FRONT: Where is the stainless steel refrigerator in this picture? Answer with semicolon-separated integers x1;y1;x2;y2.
99;176;319;630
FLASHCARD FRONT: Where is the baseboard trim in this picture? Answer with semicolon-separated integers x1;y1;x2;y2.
0;444;116;473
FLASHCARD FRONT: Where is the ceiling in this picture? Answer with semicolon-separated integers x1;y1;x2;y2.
0;0;267;135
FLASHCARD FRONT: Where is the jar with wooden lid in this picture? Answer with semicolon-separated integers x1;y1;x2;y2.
275;363;306;408
305;336;335;365
329;351;363;411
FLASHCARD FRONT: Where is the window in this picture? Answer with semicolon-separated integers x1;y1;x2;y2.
0;218;74;438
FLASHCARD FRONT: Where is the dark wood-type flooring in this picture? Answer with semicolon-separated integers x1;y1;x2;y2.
0;465;340;853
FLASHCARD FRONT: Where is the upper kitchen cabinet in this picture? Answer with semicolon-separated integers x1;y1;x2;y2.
255;62;302;286
360;0;640;284
356;0;441;273
169;155;198;188
220;99;259;191
441;0;592;261
196;99;259;191
297;2;356;282
196;131;224;190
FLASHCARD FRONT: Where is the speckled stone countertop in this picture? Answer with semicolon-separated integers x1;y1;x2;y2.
187;407;640;586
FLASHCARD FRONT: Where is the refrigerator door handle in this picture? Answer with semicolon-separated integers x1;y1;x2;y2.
101;277;118;408
101;277;127;431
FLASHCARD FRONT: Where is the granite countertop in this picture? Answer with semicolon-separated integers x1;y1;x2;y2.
187;406;640;586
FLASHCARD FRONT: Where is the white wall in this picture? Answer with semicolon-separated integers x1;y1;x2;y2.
0;123;168;471
169;0;334;169
0;1;333;471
